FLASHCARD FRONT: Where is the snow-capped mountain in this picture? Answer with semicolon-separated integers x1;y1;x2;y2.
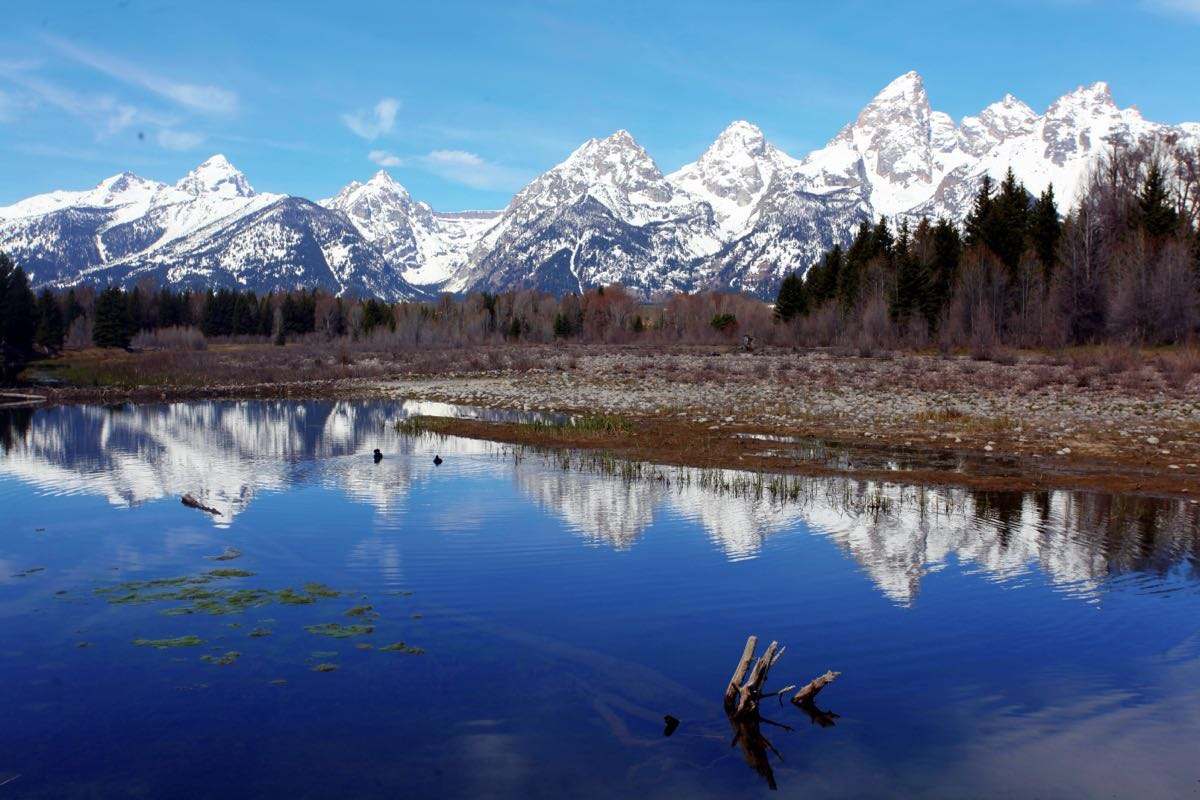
3;72;1197;301
0;156;426;300
321;170;498;287
455;130;722;296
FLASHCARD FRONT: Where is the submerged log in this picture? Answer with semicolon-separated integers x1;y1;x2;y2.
181;493;221;515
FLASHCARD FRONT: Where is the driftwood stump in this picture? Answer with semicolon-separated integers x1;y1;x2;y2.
722;635;843;787
725;635;785;718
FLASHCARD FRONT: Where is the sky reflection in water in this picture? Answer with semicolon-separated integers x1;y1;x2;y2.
0;400;1198;799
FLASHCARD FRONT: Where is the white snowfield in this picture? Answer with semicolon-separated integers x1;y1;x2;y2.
2;71;1196;300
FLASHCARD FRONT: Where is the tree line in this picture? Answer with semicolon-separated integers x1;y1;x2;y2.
774;140;1200;351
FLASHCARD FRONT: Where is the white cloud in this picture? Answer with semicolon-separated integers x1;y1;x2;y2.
157;129;205;151
417;149;526;190
342;98;399;140
368;149;404;167
42;34;237;114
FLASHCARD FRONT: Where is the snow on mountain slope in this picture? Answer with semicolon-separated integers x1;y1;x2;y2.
77;196;426;301
321;170;499;288
0;171;163;224
667;120;802;236
456;130;721;296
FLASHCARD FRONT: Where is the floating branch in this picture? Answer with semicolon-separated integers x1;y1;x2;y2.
792;670;840;706
181;493;221;515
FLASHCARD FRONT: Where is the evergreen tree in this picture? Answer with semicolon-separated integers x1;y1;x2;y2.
92;286;132;348
892;220;927;325
964;174;994;249
1029;185;1061;281
64;288;84;329
232;292;258;335
553;312;573;337
838;222;873;309
1137;163;1179;238
774;272;808;321
927;218;963;329
991;168;1031;272
126;288;145;340
35;289;65;353
0;254;38;381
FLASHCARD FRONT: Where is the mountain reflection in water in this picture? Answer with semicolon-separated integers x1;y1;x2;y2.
3;400;1200;798
1;401;1196;606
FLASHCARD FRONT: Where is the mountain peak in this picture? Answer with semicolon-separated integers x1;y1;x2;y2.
1049;81;1117;115
872;70;926;104
176;154;255;199
712;120;766;152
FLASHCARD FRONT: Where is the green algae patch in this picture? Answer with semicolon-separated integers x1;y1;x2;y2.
269;678;287;686
206;568;255;579
11;566;46;578
208;547;243;562
305;623;374;638
201;651;241;666
248;627;272;638
161;588;275;616
379;642;424;655
345;604;378;620
355;643;374;651
312;663;339;673
76;641;91;649
133;635;202;649
96;573;340;616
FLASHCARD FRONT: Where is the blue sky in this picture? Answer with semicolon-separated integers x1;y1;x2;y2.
2;0;1198;210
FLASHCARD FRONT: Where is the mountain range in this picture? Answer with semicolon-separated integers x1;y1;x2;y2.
3;71;1196;301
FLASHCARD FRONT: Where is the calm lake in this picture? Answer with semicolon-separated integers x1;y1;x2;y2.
1;400;1198;798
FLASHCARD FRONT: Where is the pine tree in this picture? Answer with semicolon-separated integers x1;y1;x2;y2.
992;168;1030;272
126;288;145;340
0;254;38;381
1137;163;1179;238
35;289;65;353
774;272;808;321
232;292;258;335
892;220;927;325
64;288;84;328
964;174;994;248
1029;185;1061;281
927;218;962;329
92;286;132;348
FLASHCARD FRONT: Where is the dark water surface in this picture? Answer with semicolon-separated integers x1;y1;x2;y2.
1;401;1198;799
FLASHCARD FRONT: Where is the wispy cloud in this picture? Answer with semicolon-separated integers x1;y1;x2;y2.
342;98;399;140
364;146;526;190
42;34;238;114
417;149;526;190
1143;0;1200;20
0;67;174;137
368;149;403;167
157;129;205;151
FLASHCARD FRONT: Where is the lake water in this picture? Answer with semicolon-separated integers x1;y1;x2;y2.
1;400;1198;798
